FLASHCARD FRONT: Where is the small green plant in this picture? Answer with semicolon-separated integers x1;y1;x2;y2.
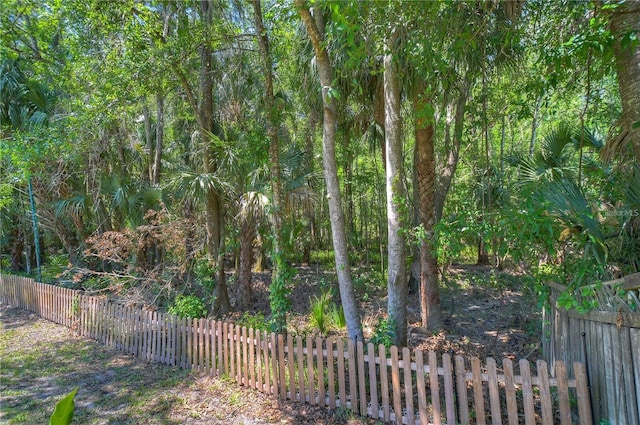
169;295;207;319
309;289;332;335
329;303;346;329
49;388;77;425
370;317;395;349
194;259;216;291
236;312;269;332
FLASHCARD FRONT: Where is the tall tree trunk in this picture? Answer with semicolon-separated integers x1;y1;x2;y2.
384;29;408;347
529;96;542;158
373;75;387;169
413;88;443;331
296;0;363;342
153;93;164;186
435;75;469;222
302;112;317;264
237;217;256;310
253;0;289;331
609;2;640;161
183;198;196;284
200;0;230;315
142;99;154;183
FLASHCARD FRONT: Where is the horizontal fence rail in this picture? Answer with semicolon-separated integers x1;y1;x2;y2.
1;273;593;425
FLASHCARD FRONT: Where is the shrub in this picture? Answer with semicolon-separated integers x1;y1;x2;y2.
236;312;269;332
169;295;207;319
370;317;395;349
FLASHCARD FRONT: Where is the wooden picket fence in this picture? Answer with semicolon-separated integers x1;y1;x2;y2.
544;277;640;424
0;273;593;425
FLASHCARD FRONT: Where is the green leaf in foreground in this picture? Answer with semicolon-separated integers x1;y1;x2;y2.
49;388;78;425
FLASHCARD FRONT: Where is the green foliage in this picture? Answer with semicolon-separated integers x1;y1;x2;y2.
236;312;269;332
194;259;216;292
329;303;346;329
49;388;77;425
369;317;395;350
269;253;293;333
41;254;70;283
309;290;331;335
168;295;207;319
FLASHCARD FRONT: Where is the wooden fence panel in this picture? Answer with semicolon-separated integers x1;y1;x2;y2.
0;274;596;425
545;279;640;424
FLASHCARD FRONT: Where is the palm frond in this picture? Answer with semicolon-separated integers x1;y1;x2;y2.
53;195;88;219
236;191;269;223
543;178;604;242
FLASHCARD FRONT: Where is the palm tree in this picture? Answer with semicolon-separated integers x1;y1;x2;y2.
0;58;57;279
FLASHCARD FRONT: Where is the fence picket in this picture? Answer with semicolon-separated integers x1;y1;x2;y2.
537;359;553;425
442;353;455;425
327;338;336;408
358;341;366;413
337;339;347;409
306;335;315;404
390;346;402;424
487;357;501;425
262;331;270;394
287;334;295;400
503;358;518;425
575;361;594;425
317;337;325;406
555;361;572;425
296;335;304;401
454;356;469;423
471;356;486;425
256;330;264;392
216;321;223;375
520;358;536;425
379;344;390;422
403;347;415;425
347;338;358;413
279;334;286;398
244;327;250;387
237;326;243;383
368;343;379;420
415;350;428;425
429;351;442;425
270;332;278;396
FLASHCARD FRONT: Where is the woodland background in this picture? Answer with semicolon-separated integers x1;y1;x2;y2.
1;0;639;348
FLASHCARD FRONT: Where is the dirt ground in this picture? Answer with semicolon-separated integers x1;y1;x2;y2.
0;306;379;424
244;264;542;361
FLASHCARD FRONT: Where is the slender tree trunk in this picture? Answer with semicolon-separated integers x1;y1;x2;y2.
183;198;196;284
384;28;408;347
10;224;25;272
302;112;317;263
373;75;386;168
200;0;230;315
529;95;542;158
296;0;363;342
435;76;469;222
253;0;289;330
609;2;640;160
413;88;443;332
153;93;164;186
142;99;154;183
